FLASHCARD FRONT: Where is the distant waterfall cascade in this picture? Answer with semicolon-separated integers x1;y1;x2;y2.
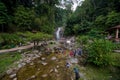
56;27;61;40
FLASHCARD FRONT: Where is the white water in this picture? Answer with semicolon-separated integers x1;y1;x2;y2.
56;27;61;40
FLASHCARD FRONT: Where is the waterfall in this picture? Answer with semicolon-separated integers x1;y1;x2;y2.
56;27;61;40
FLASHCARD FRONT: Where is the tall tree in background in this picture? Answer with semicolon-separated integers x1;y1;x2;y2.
65;0;120;36
0;2;9;32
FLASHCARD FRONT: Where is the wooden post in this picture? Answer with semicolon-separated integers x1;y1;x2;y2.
115;28;119;39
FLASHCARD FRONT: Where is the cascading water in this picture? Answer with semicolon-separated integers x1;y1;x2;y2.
56;27;61;40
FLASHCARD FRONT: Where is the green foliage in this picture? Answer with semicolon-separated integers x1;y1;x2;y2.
105;11;120;28
0;36;3;43
0;2;8;24
14;5;35;31
0;33;24;49
87;29;105;39
94;15;106;29
76;35;90;46
114;43;120;50
0;0;61;33
87;39;114;66
111;53;120;67
29;32;53;42
65;0;120;36
55;7;70;26
0;52;21;75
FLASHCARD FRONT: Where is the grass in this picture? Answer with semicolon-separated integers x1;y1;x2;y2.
111;53;120;67
0;52;21;76
78;52;120;80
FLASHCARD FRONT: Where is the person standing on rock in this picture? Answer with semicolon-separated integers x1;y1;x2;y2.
73;67;80;80
66;62;70;68
78;48;82;56
73;49;77;57
69;50;74;57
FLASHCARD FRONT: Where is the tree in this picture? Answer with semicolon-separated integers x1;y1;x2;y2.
14;6;35;31
0;2;9;32
105;11;120;28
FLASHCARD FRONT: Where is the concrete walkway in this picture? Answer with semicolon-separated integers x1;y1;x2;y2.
0;43;34;54
114;50;120;53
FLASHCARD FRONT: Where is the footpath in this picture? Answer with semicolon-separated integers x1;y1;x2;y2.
0;43;34;54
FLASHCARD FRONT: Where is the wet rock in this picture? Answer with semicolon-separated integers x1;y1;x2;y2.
56;59;59;62
13;77;17;80
50;69;54;73
41;62;47;66
41;57;46;61
56;65;59;68
70;58;78;64
26;60;31;63
38;68;40;71
38;53;42;56
6;69;13;75
51;56;57;60
35;54;40;58
41;74;48;78
54;68;58;73
18;64;23;68
9;74;16;78
18;50;22;53
20;59;23;62
57;74;60;77
30;62;34;66
21;62;26;66
33;50;39;53
31;75;36;79
37;61;41;64
16;61;19;64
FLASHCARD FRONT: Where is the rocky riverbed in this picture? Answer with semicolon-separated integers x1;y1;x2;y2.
1;49;74;80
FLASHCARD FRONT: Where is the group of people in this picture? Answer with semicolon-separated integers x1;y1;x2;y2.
69;48;83;57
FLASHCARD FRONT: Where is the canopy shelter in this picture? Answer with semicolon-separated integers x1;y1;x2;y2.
107;25;120;42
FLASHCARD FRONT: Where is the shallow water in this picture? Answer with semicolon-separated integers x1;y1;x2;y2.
1;53;73;80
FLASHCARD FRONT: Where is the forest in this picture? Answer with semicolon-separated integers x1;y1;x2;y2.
65;0;120;36
0;0;68;33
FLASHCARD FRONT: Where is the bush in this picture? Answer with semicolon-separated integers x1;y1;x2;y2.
76;35;91;45
87;39;114;66
114;43;120;50
0;36;3;43
0;33;24;49
29;32;53;42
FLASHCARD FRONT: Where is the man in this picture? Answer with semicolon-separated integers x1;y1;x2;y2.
73;67;80;80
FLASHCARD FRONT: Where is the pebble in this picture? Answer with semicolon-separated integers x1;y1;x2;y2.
13;77;17;80
41;62;47;66
50;69;54;73
18;64;22;68
41;74;48;78
41;57;46;61
33;50;39;53
38;68;40;71
54;68;58;73
26;60;31;63
9;74;16;78
6;69;13;75
31;75;36;79
30;62;34;66
21;62;26;66
51;56;57;60
56;65;59;68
